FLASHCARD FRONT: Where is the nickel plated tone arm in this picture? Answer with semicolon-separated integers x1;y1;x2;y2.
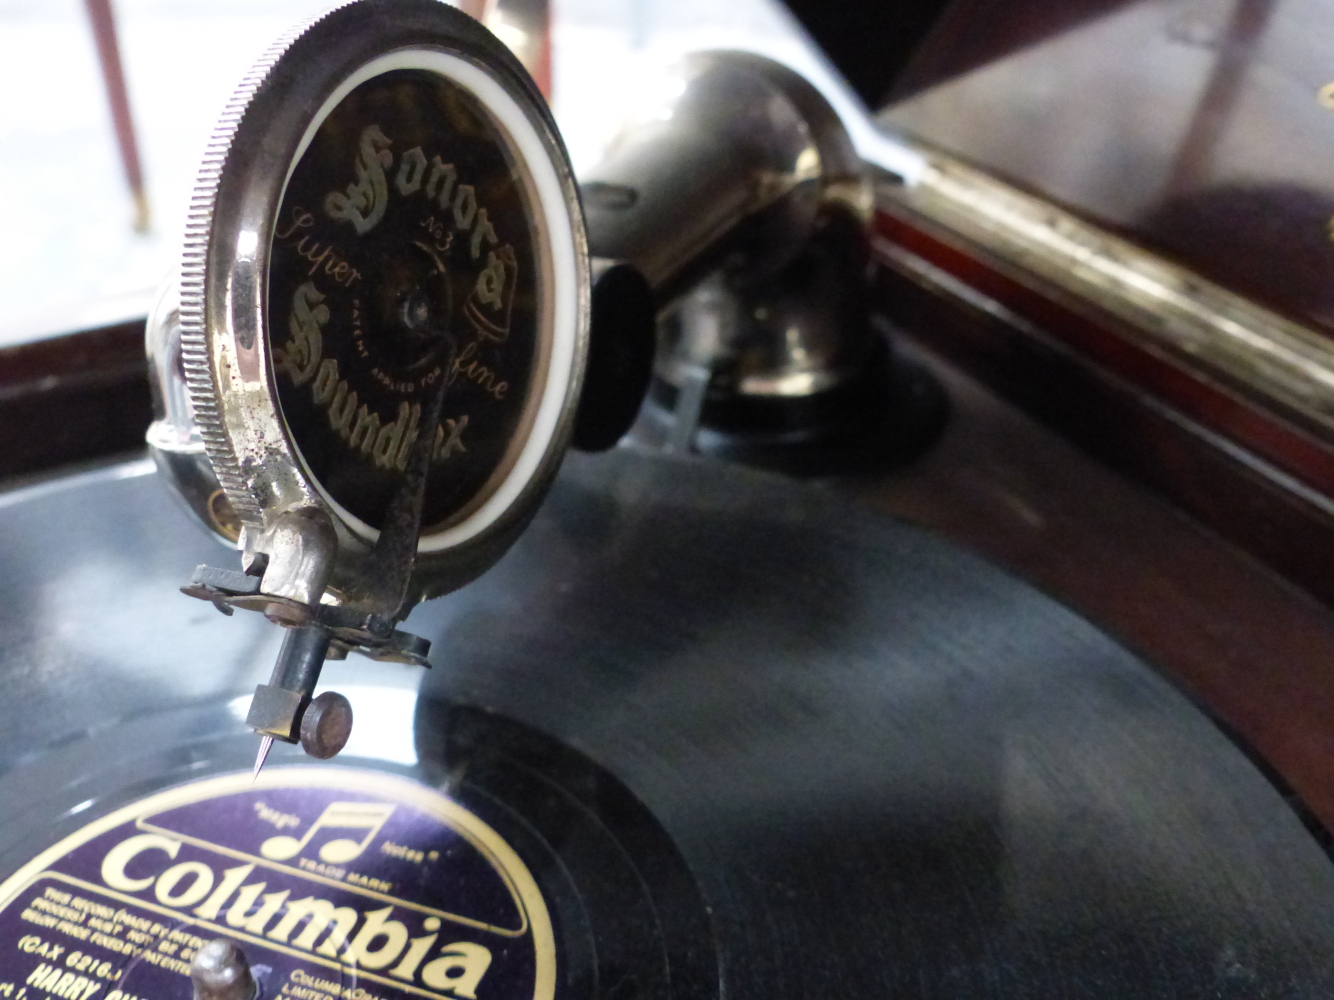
146;0;872;773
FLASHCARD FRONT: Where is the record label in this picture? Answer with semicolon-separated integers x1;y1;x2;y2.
0;769;555;1000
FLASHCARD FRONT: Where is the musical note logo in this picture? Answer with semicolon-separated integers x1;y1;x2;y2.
260;802;395;864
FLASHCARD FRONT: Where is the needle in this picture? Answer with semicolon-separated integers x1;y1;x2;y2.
252;735;274;781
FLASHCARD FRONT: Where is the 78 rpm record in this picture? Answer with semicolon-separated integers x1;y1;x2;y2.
0;448;1332;998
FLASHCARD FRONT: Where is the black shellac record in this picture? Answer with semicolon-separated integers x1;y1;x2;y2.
268;69;541;535
0;451;1332;998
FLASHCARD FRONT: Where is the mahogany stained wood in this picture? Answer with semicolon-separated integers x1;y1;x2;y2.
0;320;151;478
881;0;1334;343
872;207;1334;502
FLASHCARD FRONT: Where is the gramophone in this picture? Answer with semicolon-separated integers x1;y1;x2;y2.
1;3;1333;998
143;0;908;771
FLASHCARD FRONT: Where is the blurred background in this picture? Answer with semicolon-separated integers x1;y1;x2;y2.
0;0;920;344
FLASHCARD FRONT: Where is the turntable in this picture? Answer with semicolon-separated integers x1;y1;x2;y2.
1;2;1333;998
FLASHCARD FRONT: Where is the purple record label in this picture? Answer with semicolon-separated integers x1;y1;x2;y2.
0;769;554;1000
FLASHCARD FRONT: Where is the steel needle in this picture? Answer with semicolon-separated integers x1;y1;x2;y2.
252;735;274;780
